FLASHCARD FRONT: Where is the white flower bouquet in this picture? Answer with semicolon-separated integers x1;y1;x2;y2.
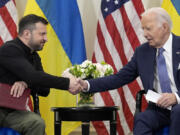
63;60;114;105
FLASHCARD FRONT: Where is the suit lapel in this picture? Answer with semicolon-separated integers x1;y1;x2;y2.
172;34;180;89
149;47;156;89
144;45;156;89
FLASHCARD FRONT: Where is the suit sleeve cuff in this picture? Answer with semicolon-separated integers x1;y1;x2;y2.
82;80;90;92
174;92;180;104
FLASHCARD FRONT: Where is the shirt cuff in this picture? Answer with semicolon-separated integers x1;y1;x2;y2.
82;80;90;92
174;92;180;104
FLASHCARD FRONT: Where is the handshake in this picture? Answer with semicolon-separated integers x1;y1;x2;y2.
63;72;88;95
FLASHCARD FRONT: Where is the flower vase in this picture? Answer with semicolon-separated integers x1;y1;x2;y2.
76;93;94;107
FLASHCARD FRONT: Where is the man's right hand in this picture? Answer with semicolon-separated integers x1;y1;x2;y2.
78;79;88;92
10;81;28;98
68;77;83;95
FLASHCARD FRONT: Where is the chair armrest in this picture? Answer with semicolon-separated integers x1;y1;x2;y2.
32;93;40;115
135;90;146;115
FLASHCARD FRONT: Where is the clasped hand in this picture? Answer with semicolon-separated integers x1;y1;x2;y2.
62;71;88;95
68;77;89;95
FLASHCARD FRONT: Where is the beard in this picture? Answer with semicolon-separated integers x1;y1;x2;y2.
28;37;45;51
31;43;43;51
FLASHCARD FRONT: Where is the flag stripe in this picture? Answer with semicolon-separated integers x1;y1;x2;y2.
0;37;3;46
112;10;134;62
93;92;110;135
109;90;130;134
93;121;109;135
171;0;180;15
124;1;146;45
0;4;17;37
131;0;144;18
99;13;123;70
5;0;18;25
117;88;133;130
93;39;104;62
122;85;136;116
0;16;12;42
97;23;117;69
162;0;180;36
119;6;140;50
0;4;17;39
105;15;127;65
127;81;141;98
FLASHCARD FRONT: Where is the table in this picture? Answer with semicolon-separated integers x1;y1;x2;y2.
51;106;119;135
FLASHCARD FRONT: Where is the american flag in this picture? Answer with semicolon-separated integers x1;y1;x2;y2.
0;0;17;46
92;0;146;134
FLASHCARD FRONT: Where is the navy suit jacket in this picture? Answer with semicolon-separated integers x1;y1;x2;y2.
89;34;180;96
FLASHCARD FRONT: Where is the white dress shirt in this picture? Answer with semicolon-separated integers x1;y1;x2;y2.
153;33;180;104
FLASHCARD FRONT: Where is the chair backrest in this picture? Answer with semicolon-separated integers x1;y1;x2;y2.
0;128;20;135
135;90;146;115
156;126;169;135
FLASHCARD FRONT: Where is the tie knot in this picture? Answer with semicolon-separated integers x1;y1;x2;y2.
158;48;164;55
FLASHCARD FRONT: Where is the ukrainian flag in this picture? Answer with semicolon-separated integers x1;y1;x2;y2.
24;0;86;135
162;0;180;36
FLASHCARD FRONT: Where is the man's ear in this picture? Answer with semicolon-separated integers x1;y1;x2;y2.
22;29;31;40
162;22;169;32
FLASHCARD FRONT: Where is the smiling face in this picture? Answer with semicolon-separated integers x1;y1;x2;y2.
28;22;47;51
141;12;170;48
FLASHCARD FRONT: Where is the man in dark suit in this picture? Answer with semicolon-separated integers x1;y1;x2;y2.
80;7;180;135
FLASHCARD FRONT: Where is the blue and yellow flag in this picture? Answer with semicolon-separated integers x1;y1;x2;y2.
162;0;180;36
24;0;86;135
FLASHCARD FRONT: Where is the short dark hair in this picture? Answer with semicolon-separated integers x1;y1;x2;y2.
18;14;48;35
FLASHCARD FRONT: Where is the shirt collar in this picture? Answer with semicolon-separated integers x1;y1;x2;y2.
15;37;33;55
162;33;172;53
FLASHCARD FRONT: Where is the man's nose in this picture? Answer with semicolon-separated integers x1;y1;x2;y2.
143;30;148;39
44;36;48;42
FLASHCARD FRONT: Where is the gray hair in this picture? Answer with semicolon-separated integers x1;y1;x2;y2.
141;7;172;30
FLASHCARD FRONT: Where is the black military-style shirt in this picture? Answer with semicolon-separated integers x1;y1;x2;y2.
0;38;69;96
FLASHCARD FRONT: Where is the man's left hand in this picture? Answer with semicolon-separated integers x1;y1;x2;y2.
157;93;177;108
10;81;28;98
